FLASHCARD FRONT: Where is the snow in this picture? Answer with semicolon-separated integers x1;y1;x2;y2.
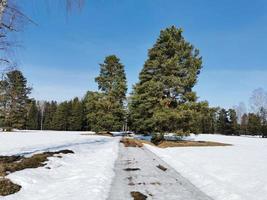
0;131;119;200
146;134;267;200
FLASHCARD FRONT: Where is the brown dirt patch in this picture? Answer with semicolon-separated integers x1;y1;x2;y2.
0;149;74;196
1;150;74;176
120;138;143;147
157;140;231;148
0;178;21;196
131;191;148;200
96;131;113;137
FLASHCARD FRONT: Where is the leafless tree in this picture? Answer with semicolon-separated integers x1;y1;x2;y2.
0;0;84;70
233;102;247;123
249;88;267;113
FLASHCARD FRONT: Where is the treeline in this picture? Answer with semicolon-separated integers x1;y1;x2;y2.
1;25;267;137
27;98;86;131
204;108;267;137
0;69;87;131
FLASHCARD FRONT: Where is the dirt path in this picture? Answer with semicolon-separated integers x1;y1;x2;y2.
108;143;213;200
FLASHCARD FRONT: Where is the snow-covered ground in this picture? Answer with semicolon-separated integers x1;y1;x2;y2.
146;134;267;200
0;131;119;200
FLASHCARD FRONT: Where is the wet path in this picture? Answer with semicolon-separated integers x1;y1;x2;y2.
108;143;213;200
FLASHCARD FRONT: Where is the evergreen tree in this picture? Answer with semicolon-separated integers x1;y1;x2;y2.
85;91;123;132
247;113;261;135
95;55;127;103
69;97;84;131
26;100;39;130
259;107;267;137
129;26;202;134
228;109;239;135
43;101;57;130
0;70;31;129
51;101;71;131
85;55;127;132
216;109;229;134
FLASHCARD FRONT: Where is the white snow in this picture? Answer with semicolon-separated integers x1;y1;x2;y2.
0;131;119;200
146;134;267;200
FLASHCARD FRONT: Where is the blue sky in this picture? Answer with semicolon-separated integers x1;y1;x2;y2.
16;0;267;109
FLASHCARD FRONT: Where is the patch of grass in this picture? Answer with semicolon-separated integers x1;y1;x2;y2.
131;191;148;200
2;150;74;175
0;178;21;196
120;138;143;147
0;149;74;196
157;140;231;148
0;155;22;164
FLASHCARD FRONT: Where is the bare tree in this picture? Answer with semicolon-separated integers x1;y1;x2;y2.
233;102;247;123
249;88;267;113
0;0;84;69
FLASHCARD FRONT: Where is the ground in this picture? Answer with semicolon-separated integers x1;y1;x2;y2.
108;142;212;200
147;134;267;200
0;131;119;200
0;132;267;200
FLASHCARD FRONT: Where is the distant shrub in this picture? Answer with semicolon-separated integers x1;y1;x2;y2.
151;133;164;145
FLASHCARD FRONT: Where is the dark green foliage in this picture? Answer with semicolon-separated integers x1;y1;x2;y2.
26;100;39;130
68;97;85;131
43;101;57;130
216;109;239;135
0;70;31;130
51;101;71;130
151;133;164;145
95;55;127;103
85;91;123;132
85;55;127;132
216;109;229;134
39;98;86;131
130;26;202;135
228;109;239;135
247;113;262;135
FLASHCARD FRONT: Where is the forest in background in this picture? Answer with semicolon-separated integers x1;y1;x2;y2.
0;26;267;137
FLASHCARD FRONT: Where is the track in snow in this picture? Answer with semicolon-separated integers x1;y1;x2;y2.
108;143;213;200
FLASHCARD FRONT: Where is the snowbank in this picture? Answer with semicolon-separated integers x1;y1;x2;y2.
0;131;119;200
146;134;267;200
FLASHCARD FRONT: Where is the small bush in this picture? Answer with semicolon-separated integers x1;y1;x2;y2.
151;133;164;145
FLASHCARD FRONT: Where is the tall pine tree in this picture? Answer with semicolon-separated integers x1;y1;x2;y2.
129;26;202;134
0;70;31;130
85;55;127;132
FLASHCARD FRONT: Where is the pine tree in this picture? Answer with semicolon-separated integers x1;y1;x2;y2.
0;70;31;129
228;109;239;135
85;55;127;132
129;26;202;134
216;109;229;134
247;113;261;135
26;100;39;130
51;101;71;130
259;107;267;137
43;101;57;130
69;97;84;131
95;55;127;103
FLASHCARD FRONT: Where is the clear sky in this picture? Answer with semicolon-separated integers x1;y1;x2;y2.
16;0;267;109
